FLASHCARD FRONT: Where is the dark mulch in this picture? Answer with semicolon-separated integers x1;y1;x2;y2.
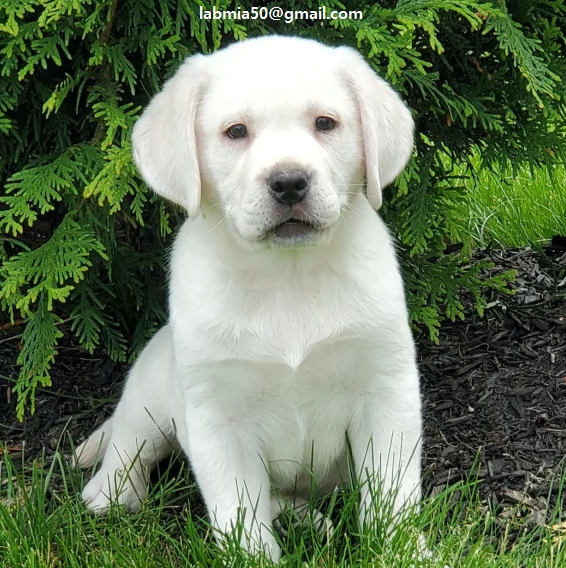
421;244;566;524
1;245;565;525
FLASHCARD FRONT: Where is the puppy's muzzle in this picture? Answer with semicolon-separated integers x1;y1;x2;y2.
268;169;310;206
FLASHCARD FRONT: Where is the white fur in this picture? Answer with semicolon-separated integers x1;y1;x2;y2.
75;35;421;562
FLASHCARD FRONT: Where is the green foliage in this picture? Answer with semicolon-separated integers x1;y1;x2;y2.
1;0;565;417
454;155;566;247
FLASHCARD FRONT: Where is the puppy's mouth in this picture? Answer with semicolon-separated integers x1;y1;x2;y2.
270;218;318;239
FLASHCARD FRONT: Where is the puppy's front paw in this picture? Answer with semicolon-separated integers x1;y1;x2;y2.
414;534;451;568
244;526;281;564
81;466;148;515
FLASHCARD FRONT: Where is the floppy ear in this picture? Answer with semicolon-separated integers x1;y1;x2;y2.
339;47;414;210
131;54;207;218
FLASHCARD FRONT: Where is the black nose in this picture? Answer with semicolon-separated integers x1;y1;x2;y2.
268;170;309;206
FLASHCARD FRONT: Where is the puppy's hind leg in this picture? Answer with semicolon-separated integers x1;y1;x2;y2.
78;326;178;514
73;417;113;469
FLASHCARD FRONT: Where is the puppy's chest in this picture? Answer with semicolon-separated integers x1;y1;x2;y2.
265;349;364;487
193;283;376;369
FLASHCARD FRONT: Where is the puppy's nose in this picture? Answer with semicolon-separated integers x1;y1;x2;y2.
268;170;309;206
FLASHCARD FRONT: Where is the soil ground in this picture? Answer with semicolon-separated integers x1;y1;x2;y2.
1;245;565;528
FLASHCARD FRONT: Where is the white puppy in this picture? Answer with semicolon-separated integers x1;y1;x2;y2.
75;35;421;562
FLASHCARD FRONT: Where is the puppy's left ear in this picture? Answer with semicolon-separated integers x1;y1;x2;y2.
339;47;414;210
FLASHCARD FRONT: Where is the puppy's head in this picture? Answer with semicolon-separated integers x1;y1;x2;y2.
132;36;414;249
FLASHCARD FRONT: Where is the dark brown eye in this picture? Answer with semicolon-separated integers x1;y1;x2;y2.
226;124;247;139
315;117;336;131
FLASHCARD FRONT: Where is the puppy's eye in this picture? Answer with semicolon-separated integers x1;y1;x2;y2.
226;124;247;139
315;117;336;132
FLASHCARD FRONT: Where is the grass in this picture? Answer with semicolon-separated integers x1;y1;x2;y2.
454;161;566;248
1;447;565;567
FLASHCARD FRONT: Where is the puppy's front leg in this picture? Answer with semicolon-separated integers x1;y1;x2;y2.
183;408;280;563
349;370;422;536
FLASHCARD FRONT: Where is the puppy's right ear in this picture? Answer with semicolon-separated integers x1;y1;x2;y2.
132;54;207;218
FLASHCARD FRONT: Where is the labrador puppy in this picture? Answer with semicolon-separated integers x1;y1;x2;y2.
74;35;421;562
